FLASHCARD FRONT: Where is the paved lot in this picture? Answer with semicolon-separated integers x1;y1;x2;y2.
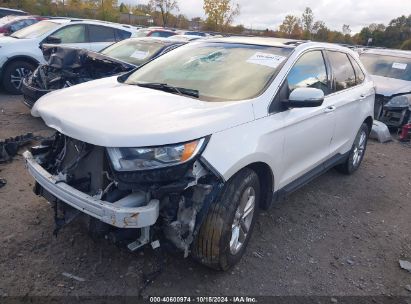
1;93;411;297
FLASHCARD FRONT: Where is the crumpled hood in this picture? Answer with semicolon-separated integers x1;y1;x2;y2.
32;77;255;147
371;75;411;97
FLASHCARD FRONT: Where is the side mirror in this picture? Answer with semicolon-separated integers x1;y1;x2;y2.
45;35;62;44
283;87;325;108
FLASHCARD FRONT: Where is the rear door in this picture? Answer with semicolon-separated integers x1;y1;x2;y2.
87;25;118;52
278;50;336;187
49;24;90;50
325;51;374;156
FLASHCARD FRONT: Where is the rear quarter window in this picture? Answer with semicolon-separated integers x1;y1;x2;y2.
88;25;116;42
116;29;131;41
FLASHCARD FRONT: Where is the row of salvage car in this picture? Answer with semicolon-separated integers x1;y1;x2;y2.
1;19;411;271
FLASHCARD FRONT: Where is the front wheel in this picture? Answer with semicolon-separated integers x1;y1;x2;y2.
336;123;369;174
191;168;260;271
2;61;36;94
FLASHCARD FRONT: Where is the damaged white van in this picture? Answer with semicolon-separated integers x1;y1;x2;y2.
24;37;375;270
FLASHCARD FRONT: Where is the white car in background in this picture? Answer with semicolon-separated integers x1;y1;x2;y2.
0;18;137;93
25;37;375;270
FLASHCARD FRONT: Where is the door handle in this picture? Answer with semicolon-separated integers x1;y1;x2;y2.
324;106;336;113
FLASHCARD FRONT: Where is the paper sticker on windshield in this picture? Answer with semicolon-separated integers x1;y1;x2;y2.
246;52;286;68
392;62;407;70
130;50;149;60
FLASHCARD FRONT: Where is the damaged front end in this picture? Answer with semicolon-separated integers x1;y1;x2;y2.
21;45;135;109
379;94;411;128
24;133;222;255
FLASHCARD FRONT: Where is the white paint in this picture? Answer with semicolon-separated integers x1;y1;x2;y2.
32;38;374;194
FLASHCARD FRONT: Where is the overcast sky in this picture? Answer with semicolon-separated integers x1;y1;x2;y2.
129;0;410;33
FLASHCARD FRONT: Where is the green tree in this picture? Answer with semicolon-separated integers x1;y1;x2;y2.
203;0;240;32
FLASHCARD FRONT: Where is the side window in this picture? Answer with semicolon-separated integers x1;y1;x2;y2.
286;50;329;96
88;25;116;42
349;55;365;84
327;51;356;91
116;29;131;41
52;25;86;43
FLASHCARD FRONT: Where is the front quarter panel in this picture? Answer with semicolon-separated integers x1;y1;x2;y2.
201;114;284;191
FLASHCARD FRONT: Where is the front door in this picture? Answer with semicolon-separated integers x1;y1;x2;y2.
277;50;335;188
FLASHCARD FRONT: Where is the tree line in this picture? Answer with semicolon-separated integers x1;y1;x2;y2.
1;0;410;49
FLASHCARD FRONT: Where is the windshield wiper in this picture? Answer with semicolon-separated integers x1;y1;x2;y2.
136;82;199;98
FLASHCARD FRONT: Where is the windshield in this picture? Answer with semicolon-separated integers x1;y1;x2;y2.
124;42;292;101
11;20;60;39
101;39;169;66
360;53;411;81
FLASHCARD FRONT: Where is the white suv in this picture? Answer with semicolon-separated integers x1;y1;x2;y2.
25;37;375;270
0;18;137;94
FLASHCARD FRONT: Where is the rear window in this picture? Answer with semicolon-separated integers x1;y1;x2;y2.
101;39;167;66
360;53;411;81
88;25;116;42
327;51;356;92
149;31;176;38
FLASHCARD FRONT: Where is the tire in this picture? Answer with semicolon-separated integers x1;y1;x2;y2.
191;168;260;271
2;60;36;94
335;123;369;174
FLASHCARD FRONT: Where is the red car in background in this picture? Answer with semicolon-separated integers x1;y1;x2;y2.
135;27;177;38
0;15;47;36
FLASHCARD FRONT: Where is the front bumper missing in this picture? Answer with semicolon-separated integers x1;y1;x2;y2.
23;151;159;229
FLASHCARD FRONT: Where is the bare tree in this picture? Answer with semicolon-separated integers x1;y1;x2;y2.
149;0;179;27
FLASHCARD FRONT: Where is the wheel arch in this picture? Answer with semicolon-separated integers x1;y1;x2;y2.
3;55;39;72
363;116;373;134
245;162;274;210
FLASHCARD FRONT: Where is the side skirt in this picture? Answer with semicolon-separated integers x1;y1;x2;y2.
273;152;350;202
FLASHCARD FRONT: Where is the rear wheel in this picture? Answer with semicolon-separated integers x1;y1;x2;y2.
2;60;36;94
336;123;369;174
191;168;260;271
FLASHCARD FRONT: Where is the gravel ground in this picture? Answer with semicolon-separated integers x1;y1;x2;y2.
1;93;411;298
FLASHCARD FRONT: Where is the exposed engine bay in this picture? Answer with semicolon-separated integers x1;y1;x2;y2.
375;93;411;129
21;45;135;108
29;132;222;256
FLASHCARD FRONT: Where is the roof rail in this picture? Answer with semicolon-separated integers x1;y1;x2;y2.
283;40;307;46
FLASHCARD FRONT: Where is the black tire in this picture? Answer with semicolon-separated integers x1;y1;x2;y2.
2;60;36;94
335;123;369;174
191;168;260;271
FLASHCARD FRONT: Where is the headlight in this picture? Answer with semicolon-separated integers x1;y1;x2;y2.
107;138;206;171
385;95;411;109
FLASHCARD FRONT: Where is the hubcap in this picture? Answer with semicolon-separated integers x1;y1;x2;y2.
229;186;256;255
352;130;366;167
10;67;31;90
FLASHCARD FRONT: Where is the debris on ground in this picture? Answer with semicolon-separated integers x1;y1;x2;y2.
399;260;411;273
405;285;411;292
370;121;392;143
62;272;86;282
0;133;35;163
0;178;6;189
0;179;6;188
